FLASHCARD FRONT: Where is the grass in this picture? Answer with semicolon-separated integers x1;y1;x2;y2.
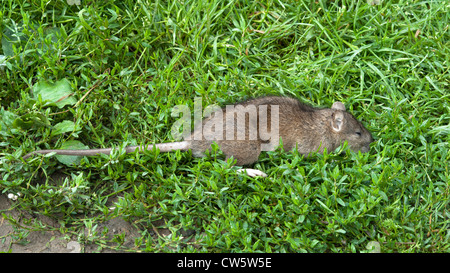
0;0;449;252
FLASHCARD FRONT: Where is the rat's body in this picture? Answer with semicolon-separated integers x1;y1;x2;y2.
23;96;374;166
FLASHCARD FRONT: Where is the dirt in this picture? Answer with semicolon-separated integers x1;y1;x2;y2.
0;193;146;253
0;192;202;253
0;169;203;253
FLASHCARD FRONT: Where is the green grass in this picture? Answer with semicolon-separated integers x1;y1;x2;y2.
0;0;449;252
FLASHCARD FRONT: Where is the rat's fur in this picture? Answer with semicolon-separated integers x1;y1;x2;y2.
188;96;373;165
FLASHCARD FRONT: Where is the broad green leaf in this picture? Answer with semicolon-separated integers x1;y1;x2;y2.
32;79;77;108
51;120;76;137
0;109;18;136
56;140;89;166
13;113;50;130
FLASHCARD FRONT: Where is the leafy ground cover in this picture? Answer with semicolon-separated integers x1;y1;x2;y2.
0;0;449;252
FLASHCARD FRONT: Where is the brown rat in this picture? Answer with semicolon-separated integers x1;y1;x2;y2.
23;96;374;167
188;96;374;165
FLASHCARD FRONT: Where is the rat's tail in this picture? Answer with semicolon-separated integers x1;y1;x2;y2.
22;141;190;160
22;148;113;159
138;141;189;153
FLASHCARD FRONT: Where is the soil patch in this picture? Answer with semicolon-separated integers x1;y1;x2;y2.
0;193;142;253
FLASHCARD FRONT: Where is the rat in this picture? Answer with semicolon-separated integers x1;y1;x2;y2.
23;96;374;176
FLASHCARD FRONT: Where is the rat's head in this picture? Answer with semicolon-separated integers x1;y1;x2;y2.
329;102;374;153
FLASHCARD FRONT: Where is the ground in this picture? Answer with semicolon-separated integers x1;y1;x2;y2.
0;193;143;253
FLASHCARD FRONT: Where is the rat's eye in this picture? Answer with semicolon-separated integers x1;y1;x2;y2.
355;131;362;137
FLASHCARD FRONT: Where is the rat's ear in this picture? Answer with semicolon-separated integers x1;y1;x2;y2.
332;102;346;111
331;111;345;132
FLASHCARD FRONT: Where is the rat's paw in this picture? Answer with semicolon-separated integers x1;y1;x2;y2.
237;168;267;178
